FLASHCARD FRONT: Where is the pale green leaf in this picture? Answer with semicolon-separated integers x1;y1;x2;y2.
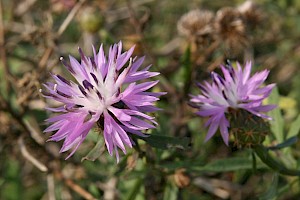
192;157;266;172
268;86;284;143
163;182;178;200
287;113;300;138
81;138;103;162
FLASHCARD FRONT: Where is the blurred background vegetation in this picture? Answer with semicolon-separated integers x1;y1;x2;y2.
1;0;300;199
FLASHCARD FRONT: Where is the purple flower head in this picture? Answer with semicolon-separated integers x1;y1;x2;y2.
190;61;276;145
41;42;165;162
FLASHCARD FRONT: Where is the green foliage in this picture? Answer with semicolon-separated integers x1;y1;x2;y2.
81;136;103;162
287;114;300;138
254;145;300;176
268;136;298;150
163;182;178;200
268;86;285;142
259;173;279;200
137;134;190;150
192;157;267;172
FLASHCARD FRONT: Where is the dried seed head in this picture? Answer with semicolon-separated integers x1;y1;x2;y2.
215;7;248;57
228;109;270;148
177;9;214;37
237;0;264;29
177;9;215;48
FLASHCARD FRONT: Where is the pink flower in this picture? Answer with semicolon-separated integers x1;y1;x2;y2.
190;61;276;145
41;42;165;162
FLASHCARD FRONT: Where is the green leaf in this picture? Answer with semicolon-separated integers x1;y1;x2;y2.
88;184;100;198
277;178;298;198
159;160;204;172
192;157;266;172
2;159;22;200
259;173;279;200
126;179;143;200
254;145;300;176
287;113;300;138
163;182;178;200
138;134;190;150
81;138;103;162
268;86;285;143
268;136;298;150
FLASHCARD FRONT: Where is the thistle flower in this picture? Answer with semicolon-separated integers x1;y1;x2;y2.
190;61;276;145
41;42;164;162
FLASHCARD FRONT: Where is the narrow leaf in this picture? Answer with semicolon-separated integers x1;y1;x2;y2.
159;160;204;171
259;173;279;200
126;179;143;200
268;136;298;150
163;182;178;200
192;157;266;172
81;138;103;162
138;134;190;150
254;145;300;176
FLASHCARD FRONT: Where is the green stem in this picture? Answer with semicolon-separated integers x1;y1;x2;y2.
252;150;257;173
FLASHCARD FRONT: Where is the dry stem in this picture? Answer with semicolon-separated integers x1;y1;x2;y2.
18;137;48;172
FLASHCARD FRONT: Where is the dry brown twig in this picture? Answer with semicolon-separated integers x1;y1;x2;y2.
57;0;86;36
38;0;87;70
64;179;96;200
23;117;45;145
105;0;154;23
18;137;48;172
56;172;96;200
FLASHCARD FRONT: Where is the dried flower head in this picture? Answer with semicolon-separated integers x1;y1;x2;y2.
190;61;276;145
41;42;164;162
215;7;248;56
177;9;215;47
237;0;264;29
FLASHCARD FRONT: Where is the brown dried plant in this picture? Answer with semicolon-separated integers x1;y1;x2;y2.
215;7;249;58
177;9;215;50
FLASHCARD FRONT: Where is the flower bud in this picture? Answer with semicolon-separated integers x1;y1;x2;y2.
228;108;270;148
